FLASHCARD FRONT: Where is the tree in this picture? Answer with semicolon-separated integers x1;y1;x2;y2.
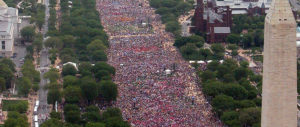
32;83;39;92
165;21;180;33
64;104;81;124
83;111;101;123
64;86;82;104
59;48;76;63
62;64;77;76
91;50;107;61
41;119;64;127
45;37;63;50
224;84;248;100
87;39;107;53
102;108;122;120
239;107;261;127
199;48;213;60
0;64;14;89
149;0;161;8
221;111;241;127
227;44;238;51
80;77;98;103
200;70;216;82
50;111;62;119
49;48;58;64
4;111;29;127
105;117;130;127
86;123;105;127
212;94;236;115
180;43;197;59
0;58;16;72
99;80;118;102
44;68;60;83
92;62;115;75
21;60;40;83
231;50;238;57
47;89;62;107
0;77;6;92
61;35;76;48
175;2;192;14
206;61;219;71
95;70;110;81
216;65;231;79
237;100;256;109
21;26;36;42
203;81;225;97
78;62;93;76
223;74;235;83
234;67;249;81
226;34;240;44
211;43;225;54
222;59;239;71
188;35;205;48
33;34;43;52
17;77;32;96
63;75;78;88
241;34;253;48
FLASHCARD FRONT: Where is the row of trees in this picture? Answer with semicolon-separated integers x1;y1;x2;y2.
30;3;46;30
149;0;193;37
17;57;40;96
41;0;129;126
41;107;129;127
0;58;15;93
44;61;118;105
45;0;109;64
174;35;226;60
199;59;262;126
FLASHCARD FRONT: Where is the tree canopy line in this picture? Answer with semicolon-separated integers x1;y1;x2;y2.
173;35;227;60
39;0;129;126
149;0;194;37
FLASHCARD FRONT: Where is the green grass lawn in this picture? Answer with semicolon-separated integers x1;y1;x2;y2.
2;100;28;113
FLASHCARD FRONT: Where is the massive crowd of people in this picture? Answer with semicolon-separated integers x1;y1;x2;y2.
96;0;223;126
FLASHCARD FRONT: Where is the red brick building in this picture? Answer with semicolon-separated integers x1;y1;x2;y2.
191;0;232;43
247;2;266;16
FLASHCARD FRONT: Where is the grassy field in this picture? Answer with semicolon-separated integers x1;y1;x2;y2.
2;100;28;113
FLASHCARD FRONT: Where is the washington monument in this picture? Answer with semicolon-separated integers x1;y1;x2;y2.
262;0;297;126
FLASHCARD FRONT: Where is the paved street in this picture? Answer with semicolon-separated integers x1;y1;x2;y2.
36;0;51;124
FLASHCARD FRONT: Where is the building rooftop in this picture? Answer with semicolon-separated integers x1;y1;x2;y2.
216;0;271;9
214;27;230;33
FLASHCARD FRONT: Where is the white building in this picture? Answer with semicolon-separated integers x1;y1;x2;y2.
215;0;272;14
0;0;21;57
